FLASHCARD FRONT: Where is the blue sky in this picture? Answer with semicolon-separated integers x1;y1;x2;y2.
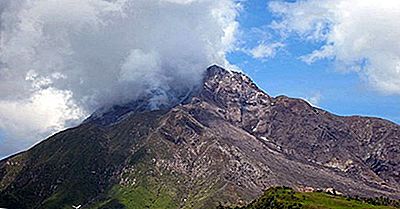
227;0;400;124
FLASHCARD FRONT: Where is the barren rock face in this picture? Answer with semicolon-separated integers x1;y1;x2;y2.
1;65;399;209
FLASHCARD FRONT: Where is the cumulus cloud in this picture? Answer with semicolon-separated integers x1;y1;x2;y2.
250;42;284;60
269;0;400;94
0;88;85;155
0;0;240;157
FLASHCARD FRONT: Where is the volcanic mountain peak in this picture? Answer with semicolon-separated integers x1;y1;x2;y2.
86;65;266;126
1;65;399;209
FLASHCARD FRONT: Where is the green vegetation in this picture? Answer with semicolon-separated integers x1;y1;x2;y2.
88;184;178;209
109;185;177;209
88;158;180;209
219;187;400;209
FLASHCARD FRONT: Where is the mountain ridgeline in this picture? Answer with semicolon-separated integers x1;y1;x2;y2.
0;65;399;209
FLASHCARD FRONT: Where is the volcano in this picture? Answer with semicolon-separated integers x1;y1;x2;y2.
1;65;399;209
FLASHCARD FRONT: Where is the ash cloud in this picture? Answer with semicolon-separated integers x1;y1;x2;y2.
0;0;240;157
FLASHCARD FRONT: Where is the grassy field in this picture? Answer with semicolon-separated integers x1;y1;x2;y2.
221;187;399;209
88;186;399;209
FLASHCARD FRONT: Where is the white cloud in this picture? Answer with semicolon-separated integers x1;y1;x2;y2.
270;0;400;94
303;92;322;107
0;88;85;156
0;0;240;157
250;42;284;60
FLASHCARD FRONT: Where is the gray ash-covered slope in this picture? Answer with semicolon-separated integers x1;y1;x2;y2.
0;65;399;209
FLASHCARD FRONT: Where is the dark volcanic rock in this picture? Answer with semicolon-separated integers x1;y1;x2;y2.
1;65;399;209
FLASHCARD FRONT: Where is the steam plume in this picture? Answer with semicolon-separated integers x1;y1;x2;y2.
0;0;240;156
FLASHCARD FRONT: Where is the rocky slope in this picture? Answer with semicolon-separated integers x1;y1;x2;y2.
0;65;399;209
